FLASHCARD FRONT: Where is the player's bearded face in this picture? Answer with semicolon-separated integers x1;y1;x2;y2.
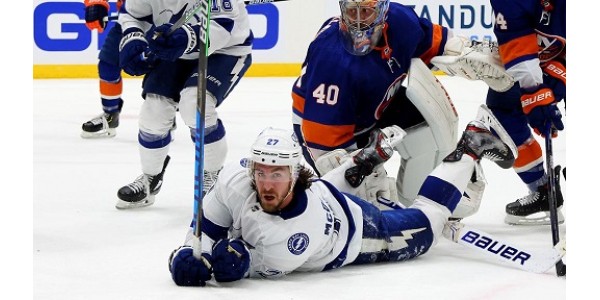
254;164;293;213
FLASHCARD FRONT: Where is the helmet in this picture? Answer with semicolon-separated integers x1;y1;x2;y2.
338;0;390;56
249;127;302;179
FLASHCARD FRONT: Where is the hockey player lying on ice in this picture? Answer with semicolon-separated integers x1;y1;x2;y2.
167;115;516;286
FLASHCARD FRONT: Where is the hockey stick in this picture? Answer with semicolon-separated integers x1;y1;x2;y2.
443;221;565;273
192;0;211;259
544;123;567;276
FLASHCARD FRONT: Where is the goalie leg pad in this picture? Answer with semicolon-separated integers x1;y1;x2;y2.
393;58;460;207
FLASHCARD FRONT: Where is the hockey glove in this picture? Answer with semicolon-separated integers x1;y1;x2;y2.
168;246;213;287
520;84;564;137
119;29;154;76
542;60;566;103
211;239;251;282
84;0;109;33
147;23;198;61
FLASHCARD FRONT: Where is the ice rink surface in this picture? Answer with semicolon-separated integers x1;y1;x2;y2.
33;76;574;299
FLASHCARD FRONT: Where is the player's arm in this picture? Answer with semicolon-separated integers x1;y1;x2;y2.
116;0;155;76
171;164;253;286
118;0;152;33
492;0;564;136
415;20;448;66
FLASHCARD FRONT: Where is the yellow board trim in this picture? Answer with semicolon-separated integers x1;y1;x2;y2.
33;63;304;78
33;64;446;79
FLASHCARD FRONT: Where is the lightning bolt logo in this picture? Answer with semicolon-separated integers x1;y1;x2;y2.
389;227;426;251
223;57;246;97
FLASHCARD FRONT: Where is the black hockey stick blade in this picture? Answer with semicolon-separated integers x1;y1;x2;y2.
545;125;566;277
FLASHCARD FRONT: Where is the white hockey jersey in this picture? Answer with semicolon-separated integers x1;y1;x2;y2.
119;0;252;59
194;160;365;278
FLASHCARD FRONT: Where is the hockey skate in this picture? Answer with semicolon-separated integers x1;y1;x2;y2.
81;99;123;139
444;119;515;168
116;156;171;209
345;127;404;187
505;166;565;226
81;111;120;138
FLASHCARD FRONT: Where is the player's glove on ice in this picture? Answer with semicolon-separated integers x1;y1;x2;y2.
147;23;198;61
84;0;109;32
169;246;213;286
119;28;154;76
520;84;564;137
212;239;251;282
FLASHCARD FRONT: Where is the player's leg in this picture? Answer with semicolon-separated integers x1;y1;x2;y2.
368;59;458;209
82;23;124;138
352;118;515;264
179;53;252;194
116;60;186;209
487;86;564;225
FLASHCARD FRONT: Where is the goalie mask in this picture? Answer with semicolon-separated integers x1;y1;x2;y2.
339;0;389;56
248;127;303;185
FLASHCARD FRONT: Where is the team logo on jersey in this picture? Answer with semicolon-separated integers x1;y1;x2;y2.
536;31;565;63
374;74;407;119
287;233;309;255
240;157;249;167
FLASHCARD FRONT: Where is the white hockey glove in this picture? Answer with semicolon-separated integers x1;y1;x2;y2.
431;36;515;92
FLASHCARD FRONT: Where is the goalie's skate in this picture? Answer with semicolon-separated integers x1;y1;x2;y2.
345;127;400;187
81;112;120;138
505;167;565;226
116;156;170;209
444;120;515;169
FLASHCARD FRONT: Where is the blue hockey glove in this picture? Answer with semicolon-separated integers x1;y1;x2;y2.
168;246;213;287
147;23;199;61
520;84;564;138
119;29;154;76
211;239;251;282
84;0;109;33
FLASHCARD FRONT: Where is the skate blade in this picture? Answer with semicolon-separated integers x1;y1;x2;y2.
115;196;155;210
504;210;565;226
81;128;117;139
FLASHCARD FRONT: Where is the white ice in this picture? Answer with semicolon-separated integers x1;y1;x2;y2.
33;76;572;299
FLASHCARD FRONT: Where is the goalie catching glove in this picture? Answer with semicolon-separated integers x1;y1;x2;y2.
147;23;199;61
431;36;514;92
